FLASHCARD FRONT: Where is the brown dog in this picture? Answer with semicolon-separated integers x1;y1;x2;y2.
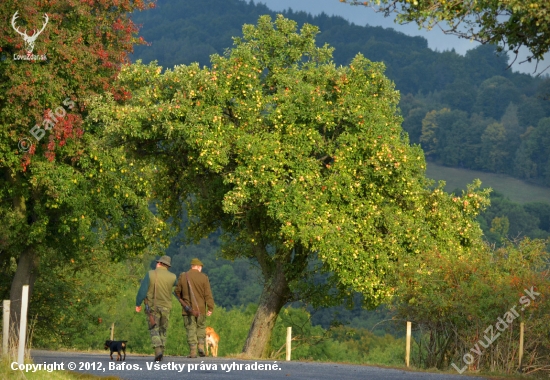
205;326;219;357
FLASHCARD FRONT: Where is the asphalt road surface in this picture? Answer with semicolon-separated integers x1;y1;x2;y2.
26;350;488;380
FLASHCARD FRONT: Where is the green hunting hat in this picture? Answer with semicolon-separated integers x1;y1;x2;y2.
190;258;204;267
156;255;172;267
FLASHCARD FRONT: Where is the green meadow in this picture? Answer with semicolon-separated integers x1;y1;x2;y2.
426;162;550;204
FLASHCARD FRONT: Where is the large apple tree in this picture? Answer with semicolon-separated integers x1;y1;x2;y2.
90;15;488;357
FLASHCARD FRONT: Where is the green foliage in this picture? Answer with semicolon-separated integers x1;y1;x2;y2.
88;14;495;357
1;1;548;372
419;108;486;169
489;216;510;243
439;80;476;114
131;0;550;186
93;14;490;306
131;0;276;69
473;76;520;120
524;202;550;233
517;95;546;129
132;0;544;95
166;229;264;309
0;0;164;329
514;118;550;186
478;191;550;245
403;90;550;184
478;122;508;172
269;307;328;360
272;309;407;366
425;163;550;248
393;238;550;372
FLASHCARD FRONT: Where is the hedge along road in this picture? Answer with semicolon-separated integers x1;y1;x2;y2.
27;350;490;380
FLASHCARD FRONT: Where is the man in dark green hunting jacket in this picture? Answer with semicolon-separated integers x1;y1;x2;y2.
136;255;177;361
175;258;215;358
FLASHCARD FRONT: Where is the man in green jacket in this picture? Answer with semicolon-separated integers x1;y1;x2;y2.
136;255;177;361
175;258;215;358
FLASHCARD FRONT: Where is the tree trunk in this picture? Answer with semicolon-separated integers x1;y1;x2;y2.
242;266;290;358
9;246;39;342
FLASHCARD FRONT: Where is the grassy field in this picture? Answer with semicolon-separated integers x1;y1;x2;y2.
425;162;550;204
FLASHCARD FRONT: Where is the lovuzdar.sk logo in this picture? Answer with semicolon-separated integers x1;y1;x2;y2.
11;10;48;61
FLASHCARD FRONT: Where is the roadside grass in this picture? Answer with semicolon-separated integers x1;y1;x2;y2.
425;162;550;204
1;356;119;380
2;350;532;380
213;354;528;379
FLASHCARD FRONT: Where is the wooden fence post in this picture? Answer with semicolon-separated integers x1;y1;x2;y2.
405;321;412;367
286;327;292;361
519;322;524;368
110;323;115;341
17;285;29;365
2;300;9;356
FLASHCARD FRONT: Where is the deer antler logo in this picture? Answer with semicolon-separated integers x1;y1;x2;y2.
11;11;49;55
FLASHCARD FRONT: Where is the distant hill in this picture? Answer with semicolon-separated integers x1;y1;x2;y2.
131;0;530;95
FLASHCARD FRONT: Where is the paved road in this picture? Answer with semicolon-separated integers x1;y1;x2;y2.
25;350;488;380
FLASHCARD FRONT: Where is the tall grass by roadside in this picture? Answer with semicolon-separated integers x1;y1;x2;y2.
1;325;116;380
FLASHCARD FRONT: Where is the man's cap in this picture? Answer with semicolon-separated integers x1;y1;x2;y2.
190;258;204;267
157;255;172;267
